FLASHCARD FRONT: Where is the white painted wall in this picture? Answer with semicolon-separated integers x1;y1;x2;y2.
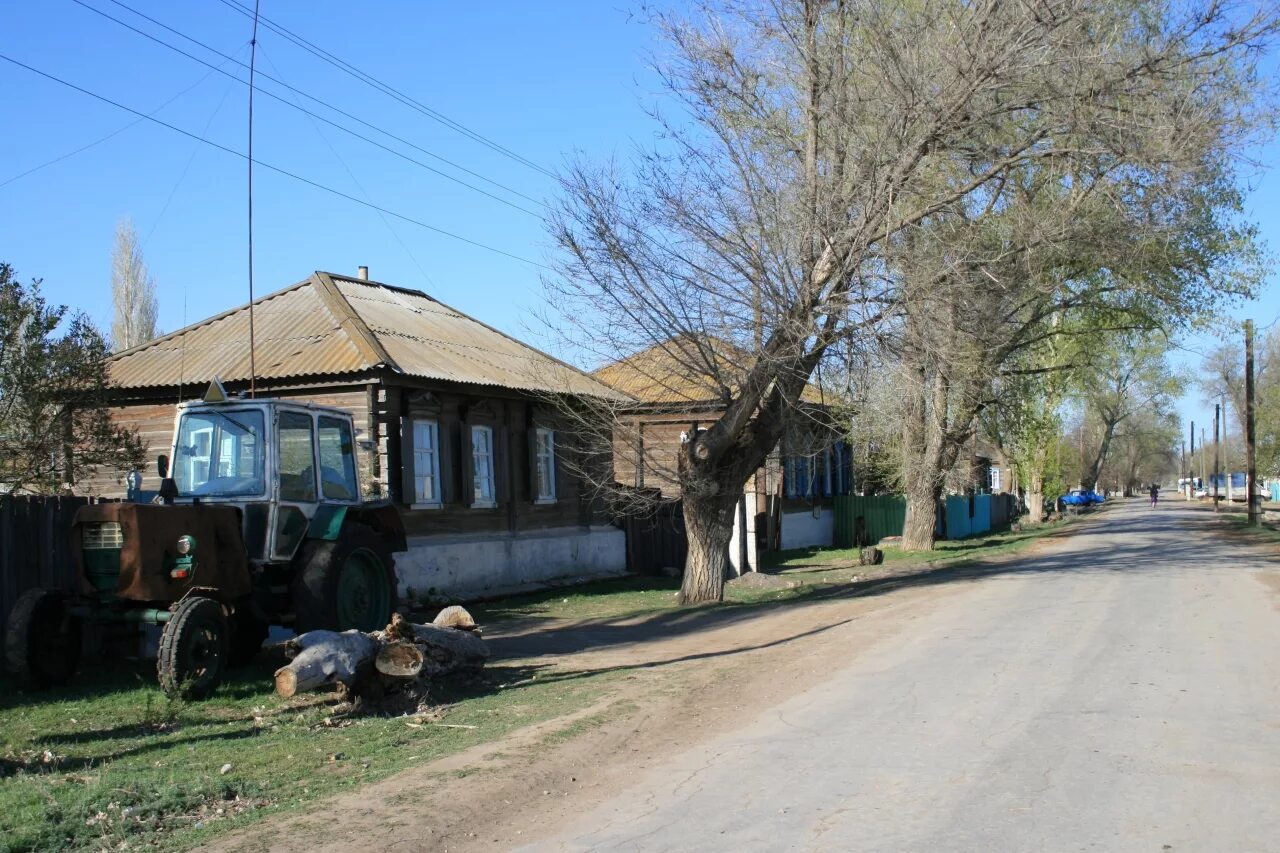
396;525;627;600
780;507;835;551
728;495;758;574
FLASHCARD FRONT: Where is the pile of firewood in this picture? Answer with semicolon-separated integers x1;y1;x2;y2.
274;606;488;705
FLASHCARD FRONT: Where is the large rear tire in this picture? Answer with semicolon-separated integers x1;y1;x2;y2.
293;524;396;634
4;589;81;688
157;596;228;699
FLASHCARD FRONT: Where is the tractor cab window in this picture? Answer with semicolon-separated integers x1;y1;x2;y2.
174;409;266;498
277;412;318;503
317;416;358;501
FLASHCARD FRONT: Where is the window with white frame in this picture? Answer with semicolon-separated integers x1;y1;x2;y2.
535;427;556;502
989;466;1001;493
412;419;441;506
471;425;495;506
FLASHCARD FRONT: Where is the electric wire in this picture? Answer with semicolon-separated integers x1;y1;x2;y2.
142;46;247;246
0;53;551;270
0;55;233;189
71;0;545;218
98;0;553;206
258;44;439;291
211;0;558;179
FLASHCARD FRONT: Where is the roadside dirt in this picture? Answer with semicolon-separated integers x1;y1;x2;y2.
205;527;1084;853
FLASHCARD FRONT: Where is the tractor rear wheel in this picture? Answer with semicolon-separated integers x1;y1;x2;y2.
4;589;80;688
293;524;396;634
157;597;228;699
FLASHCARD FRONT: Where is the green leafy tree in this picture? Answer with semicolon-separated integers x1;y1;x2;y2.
0;263;145;494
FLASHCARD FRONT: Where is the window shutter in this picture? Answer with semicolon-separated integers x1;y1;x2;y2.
526;426;538;504
494;425;507;505
458;421;473;506
400;418;415;504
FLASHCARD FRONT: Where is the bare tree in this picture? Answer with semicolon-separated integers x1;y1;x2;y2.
547;0;1278;603
110;217;159;352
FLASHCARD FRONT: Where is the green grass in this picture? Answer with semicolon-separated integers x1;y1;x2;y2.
1220;511;1280;545
0;654;616;852
1;517;1075;851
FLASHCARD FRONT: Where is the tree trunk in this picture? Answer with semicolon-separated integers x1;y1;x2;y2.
903;476;941;551
1026;468;1045;524
679;492;737;604
1082;418;1118;492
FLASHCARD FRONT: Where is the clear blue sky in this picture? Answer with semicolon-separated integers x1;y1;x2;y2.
1;1;1276;438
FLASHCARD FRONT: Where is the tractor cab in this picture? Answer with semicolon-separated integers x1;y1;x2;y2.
165;389;363;565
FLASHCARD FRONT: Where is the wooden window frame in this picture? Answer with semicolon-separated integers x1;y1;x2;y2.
471;424;497;508
411;418;442;509
534;426;556;504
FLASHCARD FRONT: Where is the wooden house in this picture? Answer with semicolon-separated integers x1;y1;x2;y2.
86;269;631;598
592;337;853;569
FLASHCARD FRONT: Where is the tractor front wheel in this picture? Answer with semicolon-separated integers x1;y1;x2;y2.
157;597;228;699
4;589;81;688
293;524;396;634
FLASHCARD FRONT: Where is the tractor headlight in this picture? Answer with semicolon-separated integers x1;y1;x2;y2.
176;535;196;555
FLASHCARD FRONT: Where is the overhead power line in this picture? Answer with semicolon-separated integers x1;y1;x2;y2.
72;0;545;218
212;0;558;179
0;54;234;189
0;53;550;270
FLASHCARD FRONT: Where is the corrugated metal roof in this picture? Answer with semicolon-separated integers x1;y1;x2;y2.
106;272;628;401
592;337;831;407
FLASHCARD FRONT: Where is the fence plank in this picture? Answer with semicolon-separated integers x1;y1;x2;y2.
0;495;89;631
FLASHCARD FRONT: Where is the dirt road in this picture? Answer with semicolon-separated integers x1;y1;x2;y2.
214;500;1280;852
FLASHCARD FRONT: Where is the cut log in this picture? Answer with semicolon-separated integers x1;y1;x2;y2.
274;616;489;699
376;641;425;679
406;622;489;677
274;630;377;698
433;605;479;632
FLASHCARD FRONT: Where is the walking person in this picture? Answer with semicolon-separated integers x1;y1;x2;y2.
1149;482;1159;508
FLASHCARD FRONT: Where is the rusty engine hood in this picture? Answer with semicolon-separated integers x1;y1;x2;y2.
72;503;251;603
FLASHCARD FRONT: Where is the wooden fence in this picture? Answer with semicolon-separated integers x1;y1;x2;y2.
0;495;94;630
617;500;688;575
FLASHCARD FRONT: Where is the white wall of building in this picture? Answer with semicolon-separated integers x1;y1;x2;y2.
396;525;627;600
728;494;758;574
780;507;835;551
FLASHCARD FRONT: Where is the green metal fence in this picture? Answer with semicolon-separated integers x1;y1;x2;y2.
833;495;908;547
836;492;1019;548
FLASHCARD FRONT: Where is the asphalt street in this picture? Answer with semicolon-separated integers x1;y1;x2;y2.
524;499;1280;852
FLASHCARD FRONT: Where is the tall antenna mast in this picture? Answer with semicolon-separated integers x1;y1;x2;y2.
246;0;262;398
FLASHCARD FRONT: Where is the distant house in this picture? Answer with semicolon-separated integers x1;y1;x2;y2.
86;269;631;598
592;337;852;569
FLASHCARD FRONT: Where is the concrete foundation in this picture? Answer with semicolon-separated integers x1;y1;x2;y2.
780;507;835;551
395;525;627;600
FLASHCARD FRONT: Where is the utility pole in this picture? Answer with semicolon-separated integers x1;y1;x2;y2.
1181;440;1187;499
1222;394;1232;502
1246;319;1258;526
1189;420;1196;499
1213;403;1221;513
1200;428;1206;486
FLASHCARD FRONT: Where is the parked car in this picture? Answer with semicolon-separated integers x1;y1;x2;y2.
1058;489;1105;508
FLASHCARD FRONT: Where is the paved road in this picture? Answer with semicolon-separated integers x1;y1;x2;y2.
524;499;1280;852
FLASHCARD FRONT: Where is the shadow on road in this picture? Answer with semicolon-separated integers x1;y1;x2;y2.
486;501;1241;670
